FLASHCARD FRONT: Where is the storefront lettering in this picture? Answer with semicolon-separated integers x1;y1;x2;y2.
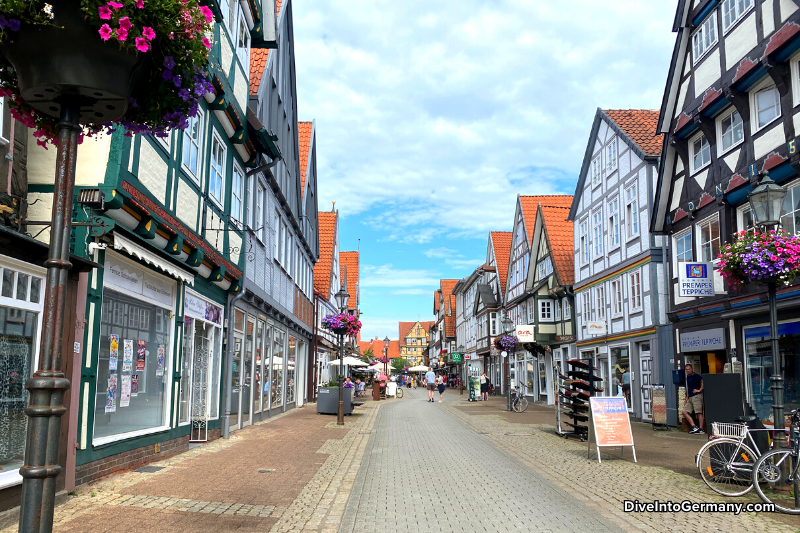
680;328;726;352
678;262;715;297
104;261;143;293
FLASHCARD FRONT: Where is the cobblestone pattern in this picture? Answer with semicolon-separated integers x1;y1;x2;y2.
340;390;619;533
443;398;797;532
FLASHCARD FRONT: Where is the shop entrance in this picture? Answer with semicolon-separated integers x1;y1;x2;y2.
639;344;652;421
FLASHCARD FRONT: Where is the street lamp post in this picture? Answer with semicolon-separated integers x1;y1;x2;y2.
456;345;464;394
502;313;514;412
748;171;788;443
383;336;390;375
334;287;350;426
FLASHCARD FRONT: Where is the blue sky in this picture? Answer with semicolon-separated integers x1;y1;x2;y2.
294;0;678;340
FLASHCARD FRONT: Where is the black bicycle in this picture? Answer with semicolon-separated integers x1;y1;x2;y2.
510;386;528;413
752;409;800;514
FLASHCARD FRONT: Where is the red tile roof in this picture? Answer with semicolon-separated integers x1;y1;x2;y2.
399;321;416;341
437;279;459;339
490;231;512;299
433;290;440;312
540;204;574;286
339;251;359;310
445;295;456;337
298;121;313;199
603;109;663;156
519;196;573;246
420;321;434;335
313;211;337;297
249;49;270;96
361;338;401;359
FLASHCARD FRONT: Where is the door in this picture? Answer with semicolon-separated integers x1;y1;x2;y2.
241;316;255;427
189;320;213;442
230;333;243;430
639;349;653;421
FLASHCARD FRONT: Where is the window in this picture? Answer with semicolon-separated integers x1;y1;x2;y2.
539;299;552;321
611;278;623;316
231;164;244;226
537;256;553;280
629;270;642;311
625;184;639;238
554;299;561;321
608;197;620;248
594;285;606;319
490;312;497;335
592;209;603;257
718;108;744;153
674;229;693;274
738;205;756;234
605;139;617;174
591;156;602;187
692;12;718;64
274;212;284;263
181;110;203;179
563;297;571;320
580;217;589;263
246;175;254;228
722;0;753;32
691;133;710;173
209;132;226;205
256;184;265;241
236;11;251;68
780;183;800;234
582;291;590;319
698;214;721;262
753;84;781;132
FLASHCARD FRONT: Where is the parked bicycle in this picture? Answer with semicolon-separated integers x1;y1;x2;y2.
395;386;403;399
696;421;766;497
510;386;528;413
752;409;800;514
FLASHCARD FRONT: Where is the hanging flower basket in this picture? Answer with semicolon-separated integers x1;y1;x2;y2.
0;0;214;145
494;335;518;352
717;230;800;290
321;312;361;337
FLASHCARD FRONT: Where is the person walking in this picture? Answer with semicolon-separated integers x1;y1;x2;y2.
480;372;490;401
682;363;705;434
437;373;446;403
425;367;436;402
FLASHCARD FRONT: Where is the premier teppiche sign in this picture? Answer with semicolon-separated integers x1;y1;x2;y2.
678;262;714;297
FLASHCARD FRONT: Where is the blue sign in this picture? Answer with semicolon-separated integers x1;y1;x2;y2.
591;397;628;414
678;262;714;297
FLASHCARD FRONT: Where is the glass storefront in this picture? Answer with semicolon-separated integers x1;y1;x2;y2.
745;321;800;422
241;316;254;426
94;253;175;445
610;345;630;406
271;329;285;409
287;336;296;404
0;258;44;488
231;309;244;427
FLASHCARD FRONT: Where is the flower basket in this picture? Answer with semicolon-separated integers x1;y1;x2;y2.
717;230;800;290
0;0;214;144
494;335;518;352
321;312;361;338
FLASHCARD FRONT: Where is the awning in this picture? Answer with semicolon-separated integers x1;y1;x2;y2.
113;233;195;285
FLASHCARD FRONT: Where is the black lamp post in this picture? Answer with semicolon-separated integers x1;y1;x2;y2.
502;313;514;412
383;336;390;375
455;344;464;394
334;287;349;426
748;171;788;442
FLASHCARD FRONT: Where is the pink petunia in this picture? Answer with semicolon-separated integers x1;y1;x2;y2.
135;36;150;52
142;26;155;40
98;5;111;19
135;0;144;6
107;1;123;9
118;16;132;30
98;23;112;40
200;5;213;23
116;27;128;41
201;37;211;49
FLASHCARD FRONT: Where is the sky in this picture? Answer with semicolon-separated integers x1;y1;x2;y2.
293;0;678;341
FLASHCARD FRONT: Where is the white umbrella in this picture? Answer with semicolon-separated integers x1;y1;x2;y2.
329;356;369;367
408;365;429;372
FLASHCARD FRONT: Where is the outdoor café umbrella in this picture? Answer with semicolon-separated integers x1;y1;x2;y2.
329;356;369;367
408;365;429;372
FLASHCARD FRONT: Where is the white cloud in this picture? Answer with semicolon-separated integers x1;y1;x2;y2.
444;258;485;269
423;247;458;258
360;264;440;289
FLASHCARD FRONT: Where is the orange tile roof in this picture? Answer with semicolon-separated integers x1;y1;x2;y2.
433;290;440;313
339;251;359;310
313;211;337;297
490;231;512;299
298;121;313;199
399;321;416;341
249;49;270;96
445;294;456;337
519;196;573;245
540;205;575;286
358;341;372;354
420;321;434;335
603;109;663;156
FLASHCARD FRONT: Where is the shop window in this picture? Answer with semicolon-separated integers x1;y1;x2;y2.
610;345;631;405
270;329;285;409
697;214;721;262
744;321;800;422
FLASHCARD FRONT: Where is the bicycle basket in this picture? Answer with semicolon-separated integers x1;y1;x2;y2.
711;422;747;439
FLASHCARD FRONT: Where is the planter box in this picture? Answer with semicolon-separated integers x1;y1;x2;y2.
316;387;353;415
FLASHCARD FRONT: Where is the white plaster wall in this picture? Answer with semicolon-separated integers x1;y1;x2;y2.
753;123;785;159
27;131;111;186
675;79;689;118
724;13;757;70
763;0;775;36
175;179;199;232
670;176;685;210
220;30;234;77
234;65;248;111
694;49;721;95
137;140;168;205
781;0;798;21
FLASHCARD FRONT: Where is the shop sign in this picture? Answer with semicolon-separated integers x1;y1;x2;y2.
451;352;462;363
678;262;715;297
586;320;606;336
589;397;636;464
516;325;534;342
105;259;143;294
184;292;223;325
142;272;173;306
556;335;575;342
680;328;725;352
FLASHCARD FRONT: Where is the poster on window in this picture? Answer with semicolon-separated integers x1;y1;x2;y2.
156;345;165;377
105;375;117;413
120;374;131;407
131;374;139;396
136;340;146;371
123;339;133;372
109;334;119;371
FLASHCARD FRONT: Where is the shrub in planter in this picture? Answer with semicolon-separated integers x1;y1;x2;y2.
321;312;361;337
0;0;214;146
717;230;800;290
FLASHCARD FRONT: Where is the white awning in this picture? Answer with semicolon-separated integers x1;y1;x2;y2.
113;233;195;285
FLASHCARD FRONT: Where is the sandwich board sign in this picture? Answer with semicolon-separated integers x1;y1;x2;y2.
587;396;636;464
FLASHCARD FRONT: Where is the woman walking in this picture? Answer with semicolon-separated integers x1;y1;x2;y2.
437;373;446;403
480;372;491;401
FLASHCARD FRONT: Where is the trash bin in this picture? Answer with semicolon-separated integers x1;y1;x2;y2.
735;415;768;455
372;381;381;401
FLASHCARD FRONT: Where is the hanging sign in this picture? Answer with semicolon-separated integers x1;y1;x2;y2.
516;325;534;342
184;292;223;325
678;262;715;297
587;320;607;336
588;396;636;464
142;272;173;306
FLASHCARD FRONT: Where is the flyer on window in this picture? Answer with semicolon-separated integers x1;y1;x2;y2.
156;345;165;377
137;340;146;371
120;374;131;407
123;339;133;372
105;375;117;414
131;374;139;396
109;335;119;371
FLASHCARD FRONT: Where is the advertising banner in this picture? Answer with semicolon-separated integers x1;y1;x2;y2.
588;396;636;464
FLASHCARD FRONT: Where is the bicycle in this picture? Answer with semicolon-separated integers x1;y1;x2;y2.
395;386;403;398
696;421;765;497
510;386;528;413
752;409;800;514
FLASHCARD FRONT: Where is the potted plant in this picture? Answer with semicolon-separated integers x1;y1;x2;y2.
717;229;800;290
316;376;353;416
321;312;361;337
0;0;214;144
494;334;518;352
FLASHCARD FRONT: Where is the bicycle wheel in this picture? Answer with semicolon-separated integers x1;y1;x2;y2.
753;448;800;514
395;387;403;398
517;396;528;413
696;438;757;497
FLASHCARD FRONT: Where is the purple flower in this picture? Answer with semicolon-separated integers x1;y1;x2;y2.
162;69;173;80
163;56;176;70
7;19;20;31
178;88;190;101
129;97;138;108
172;75;181;88
0;16;8;29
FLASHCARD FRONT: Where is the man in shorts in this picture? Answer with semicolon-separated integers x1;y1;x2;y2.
682;363;704;434
425;367;436;402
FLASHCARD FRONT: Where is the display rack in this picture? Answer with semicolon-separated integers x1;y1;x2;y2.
556;359;602;441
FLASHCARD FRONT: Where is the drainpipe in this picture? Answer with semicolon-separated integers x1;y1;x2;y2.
222;287;246;439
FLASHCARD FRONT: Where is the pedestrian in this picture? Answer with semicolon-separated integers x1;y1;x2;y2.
682;363;705;434
425;367;436;402
621;367;631;406
480;372;490;401
437;372;446;403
